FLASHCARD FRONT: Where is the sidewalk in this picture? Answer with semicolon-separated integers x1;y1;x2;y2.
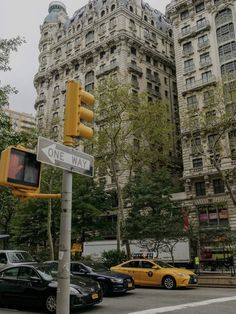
198;271;236;288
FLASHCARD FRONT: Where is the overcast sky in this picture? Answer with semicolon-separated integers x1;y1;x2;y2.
1;0;170;115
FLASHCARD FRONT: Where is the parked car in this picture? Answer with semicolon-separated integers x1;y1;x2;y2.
44;261;135;296
0;250;37;270
0;264;102;313
110;259;198;290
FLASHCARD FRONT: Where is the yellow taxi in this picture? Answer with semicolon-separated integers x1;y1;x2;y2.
110;259;198;289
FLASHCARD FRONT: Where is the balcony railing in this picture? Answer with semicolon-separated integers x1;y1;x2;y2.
182;47;194;57
146;73;160;84
184;65;196;74
96;62;119;77
178;20;210;42
198;40;210;50
199;58;212;68
183;75;216;94
128;63;143;76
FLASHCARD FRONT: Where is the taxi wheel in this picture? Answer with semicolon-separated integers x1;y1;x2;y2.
45;294;57;313
162;276;176;290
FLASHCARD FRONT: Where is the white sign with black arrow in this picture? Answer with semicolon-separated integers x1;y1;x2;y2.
37;136;94;177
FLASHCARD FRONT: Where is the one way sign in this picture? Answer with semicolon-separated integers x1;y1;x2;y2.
37;137;94;177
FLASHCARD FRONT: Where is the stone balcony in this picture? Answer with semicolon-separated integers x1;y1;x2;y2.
182;75;216;94
178;20;210;42
96;62;119;77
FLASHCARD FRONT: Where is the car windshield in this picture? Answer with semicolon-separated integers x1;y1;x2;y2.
35;265;54;281
154;260;174;268
8;251;35;263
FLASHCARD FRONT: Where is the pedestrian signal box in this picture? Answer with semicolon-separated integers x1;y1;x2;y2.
0;146;41;190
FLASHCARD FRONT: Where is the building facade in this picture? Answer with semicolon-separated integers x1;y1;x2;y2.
6;109;36;133
34;0;179;150
167;0;236;266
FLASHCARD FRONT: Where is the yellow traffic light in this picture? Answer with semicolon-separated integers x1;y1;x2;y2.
64;80;95;146
0;146;41;191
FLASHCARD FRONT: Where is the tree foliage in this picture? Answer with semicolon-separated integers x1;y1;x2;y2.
124;168;187;258
94;77;174;251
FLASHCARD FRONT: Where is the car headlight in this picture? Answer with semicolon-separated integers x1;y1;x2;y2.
110;278;123;283
174;272;190;278
70;287;81;295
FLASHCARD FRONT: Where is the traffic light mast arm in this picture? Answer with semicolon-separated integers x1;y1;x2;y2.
12;189;61;200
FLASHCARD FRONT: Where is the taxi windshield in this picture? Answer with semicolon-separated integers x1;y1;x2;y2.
154;260;174;268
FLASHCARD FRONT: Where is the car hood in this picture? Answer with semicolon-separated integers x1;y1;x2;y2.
70;275;99;288
48;277;99;290
93;270;132;279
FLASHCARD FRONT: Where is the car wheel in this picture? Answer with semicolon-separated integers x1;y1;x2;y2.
45;294;57;313
162;276;176;290
100;281;110;296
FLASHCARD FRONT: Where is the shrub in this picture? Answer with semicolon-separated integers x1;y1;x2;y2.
102;249;127;268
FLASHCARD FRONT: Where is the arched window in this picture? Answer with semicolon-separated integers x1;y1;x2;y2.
144;15;148;22
77;24;81;31
151;20;154;26
129;6;133;13
86;31;94;44
101;10;105;17
111;4;115;11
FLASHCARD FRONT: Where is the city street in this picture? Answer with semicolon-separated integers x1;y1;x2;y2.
0;287;236;314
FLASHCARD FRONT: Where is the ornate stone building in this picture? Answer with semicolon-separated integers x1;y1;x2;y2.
34;0;178;149
167;0;236;265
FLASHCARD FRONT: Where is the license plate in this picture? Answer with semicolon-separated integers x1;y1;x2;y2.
128;283;133;288
92;293;98;299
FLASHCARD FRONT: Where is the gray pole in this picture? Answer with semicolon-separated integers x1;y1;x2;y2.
56;170;72;314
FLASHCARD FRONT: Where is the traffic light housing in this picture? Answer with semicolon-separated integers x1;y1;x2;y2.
0;146;41;191
64;80;95;145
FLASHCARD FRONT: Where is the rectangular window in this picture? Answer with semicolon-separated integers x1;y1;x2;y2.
183;41;192;53
213;178;225;194
202;71;212;82
191;137;202;154
184;58;194;68
186;76;195;86
193;158;203;168
197;18;206;29
198;35;208;45
181;10;189;20
200;52;210;65
198;205;229;227
195;2;205;13
187;95;197;110
181;25;190;35
195;181;206;196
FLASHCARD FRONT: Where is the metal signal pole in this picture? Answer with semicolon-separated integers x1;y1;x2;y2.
56;170;72;314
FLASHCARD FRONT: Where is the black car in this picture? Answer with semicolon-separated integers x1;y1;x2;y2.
0;264;102;313
45;261;135;296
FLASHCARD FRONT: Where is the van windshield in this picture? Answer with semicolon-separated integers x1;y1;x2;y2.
8;252;35;263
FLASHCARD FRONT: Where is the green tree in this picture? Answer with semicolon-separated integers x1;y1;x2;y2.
72;175;112;243
124;168;186;261
94;77;173;252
